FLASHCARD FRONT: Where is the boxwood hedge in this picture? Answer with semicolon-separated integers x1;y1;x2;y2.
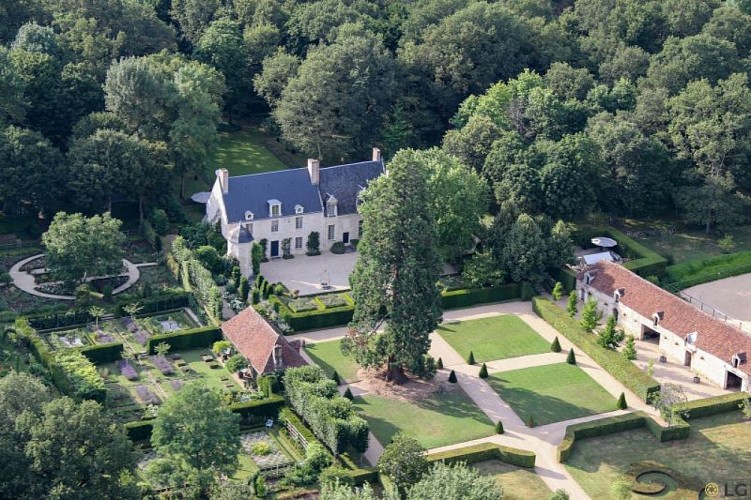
145;325;222;354
558;413;647;462
80;342;124;364
428;442;536;468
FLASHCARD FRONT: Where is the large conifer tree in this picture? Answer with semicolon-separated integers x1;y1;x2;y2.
343;149;442;383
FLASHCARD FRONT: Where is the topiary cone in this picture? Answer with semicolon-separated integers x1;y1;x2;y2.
331;370;341;385
479;363;488;379
467;351;475;365
448;370;457;383
343;387;354;401
495;421;504;434
436;357;443;369
527;415;535;428
551;336;562;353
616;392;627;410
567;349;576;365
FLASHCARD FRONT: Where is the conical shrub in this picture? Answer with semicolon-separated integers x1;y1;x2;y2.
567;349;576;365
527;415;535;428
479;363;488;379
616;392;627;410
550;336;562;353
448;370;457;383
343;387;354;401
331;370;340;385
467;351;475;365
495;421;504;434
436;357;443;369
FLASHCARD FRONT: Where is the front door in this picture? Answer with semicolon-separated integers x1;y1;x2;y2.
342;232;350;244
270;240;279;258
684;351;692;367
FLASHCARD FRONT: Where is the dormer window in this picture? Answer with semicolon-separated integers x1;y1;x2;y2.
244;211;254;221
268;199;281;218
732;352;746;368
614;288;624;303
295;204;304;214
652;311;664;327
686;332;698;345
326;195;338;218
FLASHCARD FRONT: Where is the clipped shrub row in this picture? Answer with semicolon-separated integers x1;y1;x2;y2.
171;236;223;323
664;251;751;289
675;392;749;420
284;366;369;454
145;326;222;354
27;309;93;331
643;414;690;442
50;350;106;403
440;283;522;309
278;284;524;332
532;297;660;401
279;407;322;451
114;290;191;317
428;442;536;468
574;226;668;278
126;396;287;442
80;342;124;364
557;413;647;462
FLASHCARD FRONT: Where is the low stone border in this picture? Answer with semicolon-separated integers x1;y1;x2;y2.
9;254;148;300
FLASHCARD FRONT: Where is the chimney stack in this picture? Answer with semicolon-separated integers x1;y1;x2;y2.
307;158;320;185
216;168;229;194
372;147;382;162
273;344;283;369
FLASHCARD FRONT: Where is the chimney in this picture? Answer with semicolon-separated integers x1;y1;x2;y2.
216;168;229;194
372;147;382;162
307;158;320;185
273;344;283;370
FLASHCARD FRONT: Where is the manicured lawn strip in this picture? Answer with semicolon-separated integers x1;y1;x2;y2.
437;315;549;362
486;363;616;426
532;297;659;401
354;390;495;450
211;127;287;176
664;251;751;289
472;460;551;500
305;339;360;382
565;412;751;500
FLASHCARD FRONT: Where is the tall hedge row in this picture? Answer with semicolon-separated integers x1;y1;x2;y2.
558;413;647;462
664;251;751;289
80;342;124;364
440;283;522;309
145;326;222;354
171;236;222;323
283;366;369;454
50;350;106;403
428;442;536;468
532;297;660;401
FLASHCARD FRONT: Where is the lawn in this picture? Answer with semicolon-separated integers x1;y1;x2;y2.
354;388;495;449
305;339;360;383
437;315;549;363
472;460;550;500
565;411;751;499
621;218;751;264
486;363;616;426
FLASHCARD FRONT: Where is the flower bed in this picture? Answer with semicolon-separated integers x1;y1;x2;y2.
135;385;161;405
151;355;174;375
19;256;45;272
316;294;348;309
287;297;318;313
118;360;139;381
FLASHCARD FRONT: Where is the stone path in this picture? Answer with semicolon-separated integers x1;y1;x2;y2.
9;254;148;300
301;301;667;499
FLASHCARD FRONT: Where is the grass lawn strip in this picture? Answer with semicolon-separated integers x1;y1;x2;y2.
437;315;550;363
565;411;751;499
305;339;360;383
354;389;495;449
472;460;551;500
486;363;616;426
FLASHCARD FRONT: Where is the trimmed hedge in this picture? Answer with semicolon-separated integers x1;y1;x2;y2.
280;304;355;331
125;420;154;442
558;413;647;462
440;283;522;309
675;392;749;420
28;309;93;330
80;342;124;364
428;442;536;468
29;334;54;368
345;466;379;485
532;297;660;402
229;394;285;420
664;251;751;289
50;350;106;403
644;414;690;442
279;407;329;452
145;326;222;354
114;290;191;317
574;226;667;278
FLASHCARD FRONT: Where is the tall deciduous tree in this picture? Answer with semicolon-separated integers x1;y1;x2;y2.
273;27;395;161
344;149;442;383
408;462;503;500
377;434;429;494
42;212;127;284
146;383;241;495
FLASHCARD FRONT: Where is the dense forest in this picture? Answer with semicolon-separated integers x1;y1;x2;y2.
1;0;751;233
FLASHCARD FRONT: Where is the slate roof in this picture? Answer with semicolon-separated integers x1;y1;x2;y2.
221;307;307;375
319;161;384;216
223;169;323;223
219;160;384;223
578;260;751;376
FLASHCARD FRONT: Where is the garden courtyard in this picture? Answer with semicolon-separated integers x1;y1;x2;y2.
565;411;751;499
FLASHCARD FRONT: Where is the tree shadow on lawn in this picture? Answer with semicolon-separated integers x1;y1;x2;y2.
486;377;613;426
354;390;494;448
